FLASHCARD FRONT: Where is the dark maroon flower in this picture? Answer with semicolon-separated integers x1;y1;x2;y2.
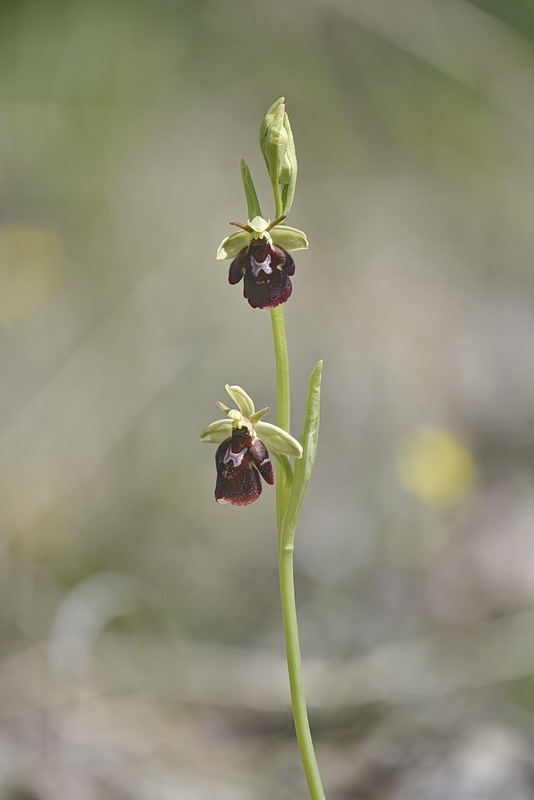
215;425;275;506
228;239;295;310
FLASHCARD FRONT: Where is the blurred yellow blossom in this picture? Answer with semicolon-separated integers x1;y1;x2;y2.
397;427;476;508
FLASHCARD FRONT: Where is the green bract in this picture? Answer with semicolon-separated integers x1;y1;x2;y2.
216;215;308;261
201;384;303;460
240;159;262;219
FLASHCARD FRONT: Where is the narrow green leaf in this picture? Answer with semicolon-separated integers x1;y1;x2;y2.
282;361;323;543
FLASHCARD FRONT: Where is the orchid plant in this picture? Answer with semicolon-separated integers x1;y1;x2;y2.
201;98;326;799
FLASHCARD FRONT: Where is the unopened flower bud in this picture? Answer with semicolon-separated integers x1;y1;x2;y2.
260;97;298;217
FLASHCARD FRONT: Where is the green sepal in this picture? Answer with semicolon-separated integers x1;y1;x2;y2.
282;361;323;541
271;225;309;252
240;159;262;220
200;418;232;444
225;384;255;417
255;420;303;459
216;230;250;261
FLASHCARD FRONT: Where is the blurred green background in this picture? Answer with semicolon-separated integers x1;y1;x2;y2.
2;0;534;797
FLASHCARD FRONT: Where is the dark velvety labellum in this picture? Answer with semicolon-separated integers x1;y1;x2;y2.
228;240;295;310
215;427;274;506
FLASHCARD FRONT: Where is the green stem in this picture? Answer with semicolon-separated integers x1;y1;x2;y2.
279;538;326;800
271;306;290;432
271;306;291;535
270;306;326;800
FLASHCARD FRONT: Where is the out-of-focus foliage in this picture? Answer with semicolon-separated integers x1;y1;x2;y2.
2;0;534;797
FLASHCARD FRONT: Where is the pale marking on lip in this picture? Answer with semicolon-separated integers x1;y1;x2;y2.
251;253;272;277
223;447;246;467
